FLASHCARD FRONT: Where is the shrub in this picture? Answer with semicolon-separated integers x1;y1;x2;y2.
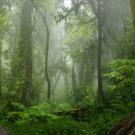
105;59;135;103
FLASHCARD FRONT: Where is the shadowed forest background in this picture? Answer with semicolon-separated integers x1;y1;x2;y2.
0;0;135;135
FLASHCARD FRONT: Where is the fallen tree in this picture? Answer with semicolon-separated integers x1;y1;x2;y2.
109;112;135;135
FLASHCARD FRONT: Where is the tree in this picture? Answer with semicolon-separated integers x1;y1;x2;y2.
87;0;108;104
130;0;135;31
96;0;107;104
20;0;34;105
9;0;35;105
0;28;3;98
41;12;51;102
0;0;10;98
57;0;106;104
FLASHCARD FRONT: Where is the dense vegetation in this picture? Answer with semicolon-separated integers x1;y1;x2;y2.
0;0;135;135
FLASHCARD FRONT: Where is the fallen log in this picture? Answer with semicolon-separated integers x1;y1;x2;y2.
109;112;135;135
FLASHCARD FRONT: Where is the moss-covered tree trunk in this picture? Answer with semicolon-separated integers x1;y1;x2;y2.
19;0;33;105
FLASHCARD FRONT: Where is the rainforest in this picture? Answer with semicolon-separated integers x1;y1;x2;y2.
0;0;135;135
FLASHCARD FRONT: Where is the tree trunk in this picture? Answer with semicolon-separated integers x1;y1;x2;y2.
87;0;107;104
20;0;33;105
41;12;51;102
97;0;106;105
65;73;69;103
109;112;135;135
0;34;2;98
72;62;77;91
130;0;135;31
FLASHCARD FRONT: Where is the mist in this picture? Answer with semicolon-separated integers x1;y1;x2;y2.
0;0;135;135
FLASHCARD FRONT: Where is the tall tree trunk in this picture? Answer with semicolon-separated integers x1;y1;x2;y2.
0;34;2;98
65;73;69;103
130;0;135;31
41;12;51;102
20;0;33;105
97;0;106;105
72;62;79;104
88;0;107;104
72;62;76;91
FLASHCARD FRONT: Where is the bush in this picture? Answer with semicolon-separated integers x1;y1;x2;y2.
6;112;22;123
56;103;73;112
105;59;135;103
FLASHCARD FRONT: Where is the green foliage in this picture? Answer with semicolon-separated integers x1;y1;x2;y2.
86;86;96;105
0;1;134;135
56;103;73;112
0;100;134;135
73;86;88;106
0;13;5;26
64;19;96;61
6;112;23;123
120;27;135;58
73;86;95;107
78;59;135;135
0;3;9;33
4;102;25;112
0;103;91;135
27;102;53;114
86;102;134;135
105;59;135;103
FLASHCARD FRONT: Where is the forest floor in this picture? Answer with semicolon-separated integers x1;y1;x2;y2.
0;102;133;135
